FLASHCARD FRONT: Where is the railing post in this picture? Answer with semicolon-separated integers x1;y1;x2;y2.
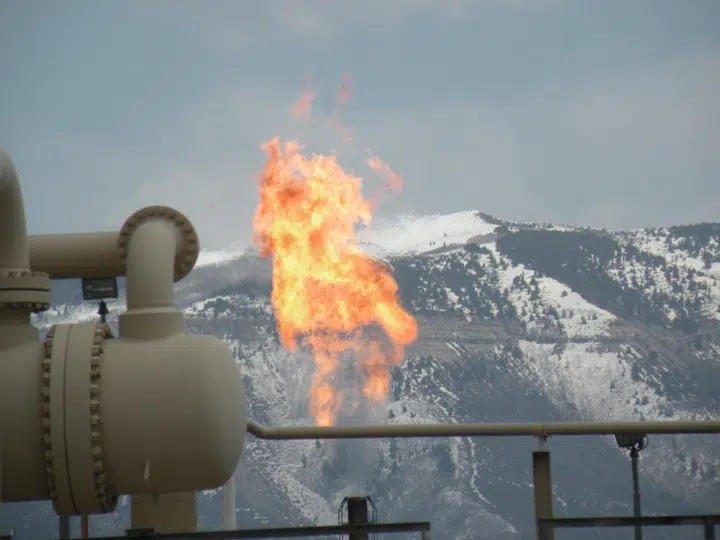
630;447;643;540
58;516;70;539
347;497;369;540
532;439;555;540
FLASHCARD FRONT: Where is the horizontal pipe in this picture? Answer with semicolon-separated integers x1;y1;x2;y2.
29;232;124;279
539;514;720;528
246;419;720;440
88;521;431;539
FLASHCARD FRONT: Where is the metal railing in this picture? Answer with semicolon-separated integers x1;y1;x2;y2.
538;515;718;540
246;418;720;439
246;418;720;540
54;418;720;540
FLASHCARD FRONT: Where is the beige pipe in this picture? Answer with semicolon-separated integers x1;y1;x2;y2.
0;341;47;502
28;232;124;280
246;419;720;439
221;470;237;530
0;147;29;271
0;148;48;504
118;217;189;339
124;219;179;311
100;335;246;495
28;207;198;283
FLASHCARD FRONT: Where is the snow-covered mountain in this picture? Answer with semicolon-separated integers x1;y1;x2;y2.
4;210;720;540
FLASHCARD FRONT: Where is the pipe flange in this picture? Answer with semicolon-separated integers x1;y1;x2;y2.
118;205;199;282
40;326;55;501
42;323;118;515
0;268;51;312
88;323;116;512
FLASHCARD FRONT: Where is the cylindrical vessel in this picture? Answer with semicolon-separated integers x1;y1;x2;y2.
17;322;247;515
0;340;47;502
100;334;246;495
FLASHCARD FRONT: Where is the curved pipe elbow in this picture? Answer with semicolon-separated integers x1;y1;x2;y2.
27;206;198;282
118;208;199;339
0;147;30;271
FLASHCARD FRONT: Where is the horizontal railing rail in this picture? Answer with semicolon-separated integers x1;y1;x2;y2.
539;515;720;527
87;521;431;540
539;515;718;540
246;418;720;439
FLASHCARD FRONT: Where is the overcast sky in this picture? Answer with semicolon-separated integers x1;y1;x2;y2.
1;0;718;249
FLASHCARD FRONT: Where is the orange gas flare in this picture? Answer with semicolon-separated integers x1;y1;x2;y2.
290;88;316;120
253;137;418;426
338;74;353;105
366;156;403;192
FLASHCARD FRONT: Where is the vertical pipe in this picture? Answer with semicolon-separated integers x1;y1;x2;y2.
120;219;185;340
631;448;642;540
347;497;369;540
124;220;178;311
80;515;88;538
131;492;197;533
221;470;237;530
532;449;555;540
58;516;70;540
0;147;30;271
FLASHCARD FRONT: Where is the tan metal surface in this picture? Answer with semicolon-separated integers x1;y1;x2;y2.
221;472;238;530
0;339;47;502
246;419;720;439
118;205;199;283
28;232;124;279
131;492;197;533
42;323;117;515
0;148;51;311
0;147;30;270
28;207;199;282
124;219;180;311
0;148;49;503
100;335;246;495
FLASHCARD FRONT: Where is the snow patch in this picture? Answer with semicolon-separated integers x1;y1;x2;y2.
359;211;498;256
196;247;246;267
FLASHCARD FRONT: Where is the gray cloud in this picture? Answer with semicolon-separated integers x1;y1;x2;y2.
107;43;719;250
155;0;562;50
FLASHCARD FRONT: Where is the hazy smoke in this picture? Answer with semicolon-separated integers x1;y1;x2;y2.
319;336;389;495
